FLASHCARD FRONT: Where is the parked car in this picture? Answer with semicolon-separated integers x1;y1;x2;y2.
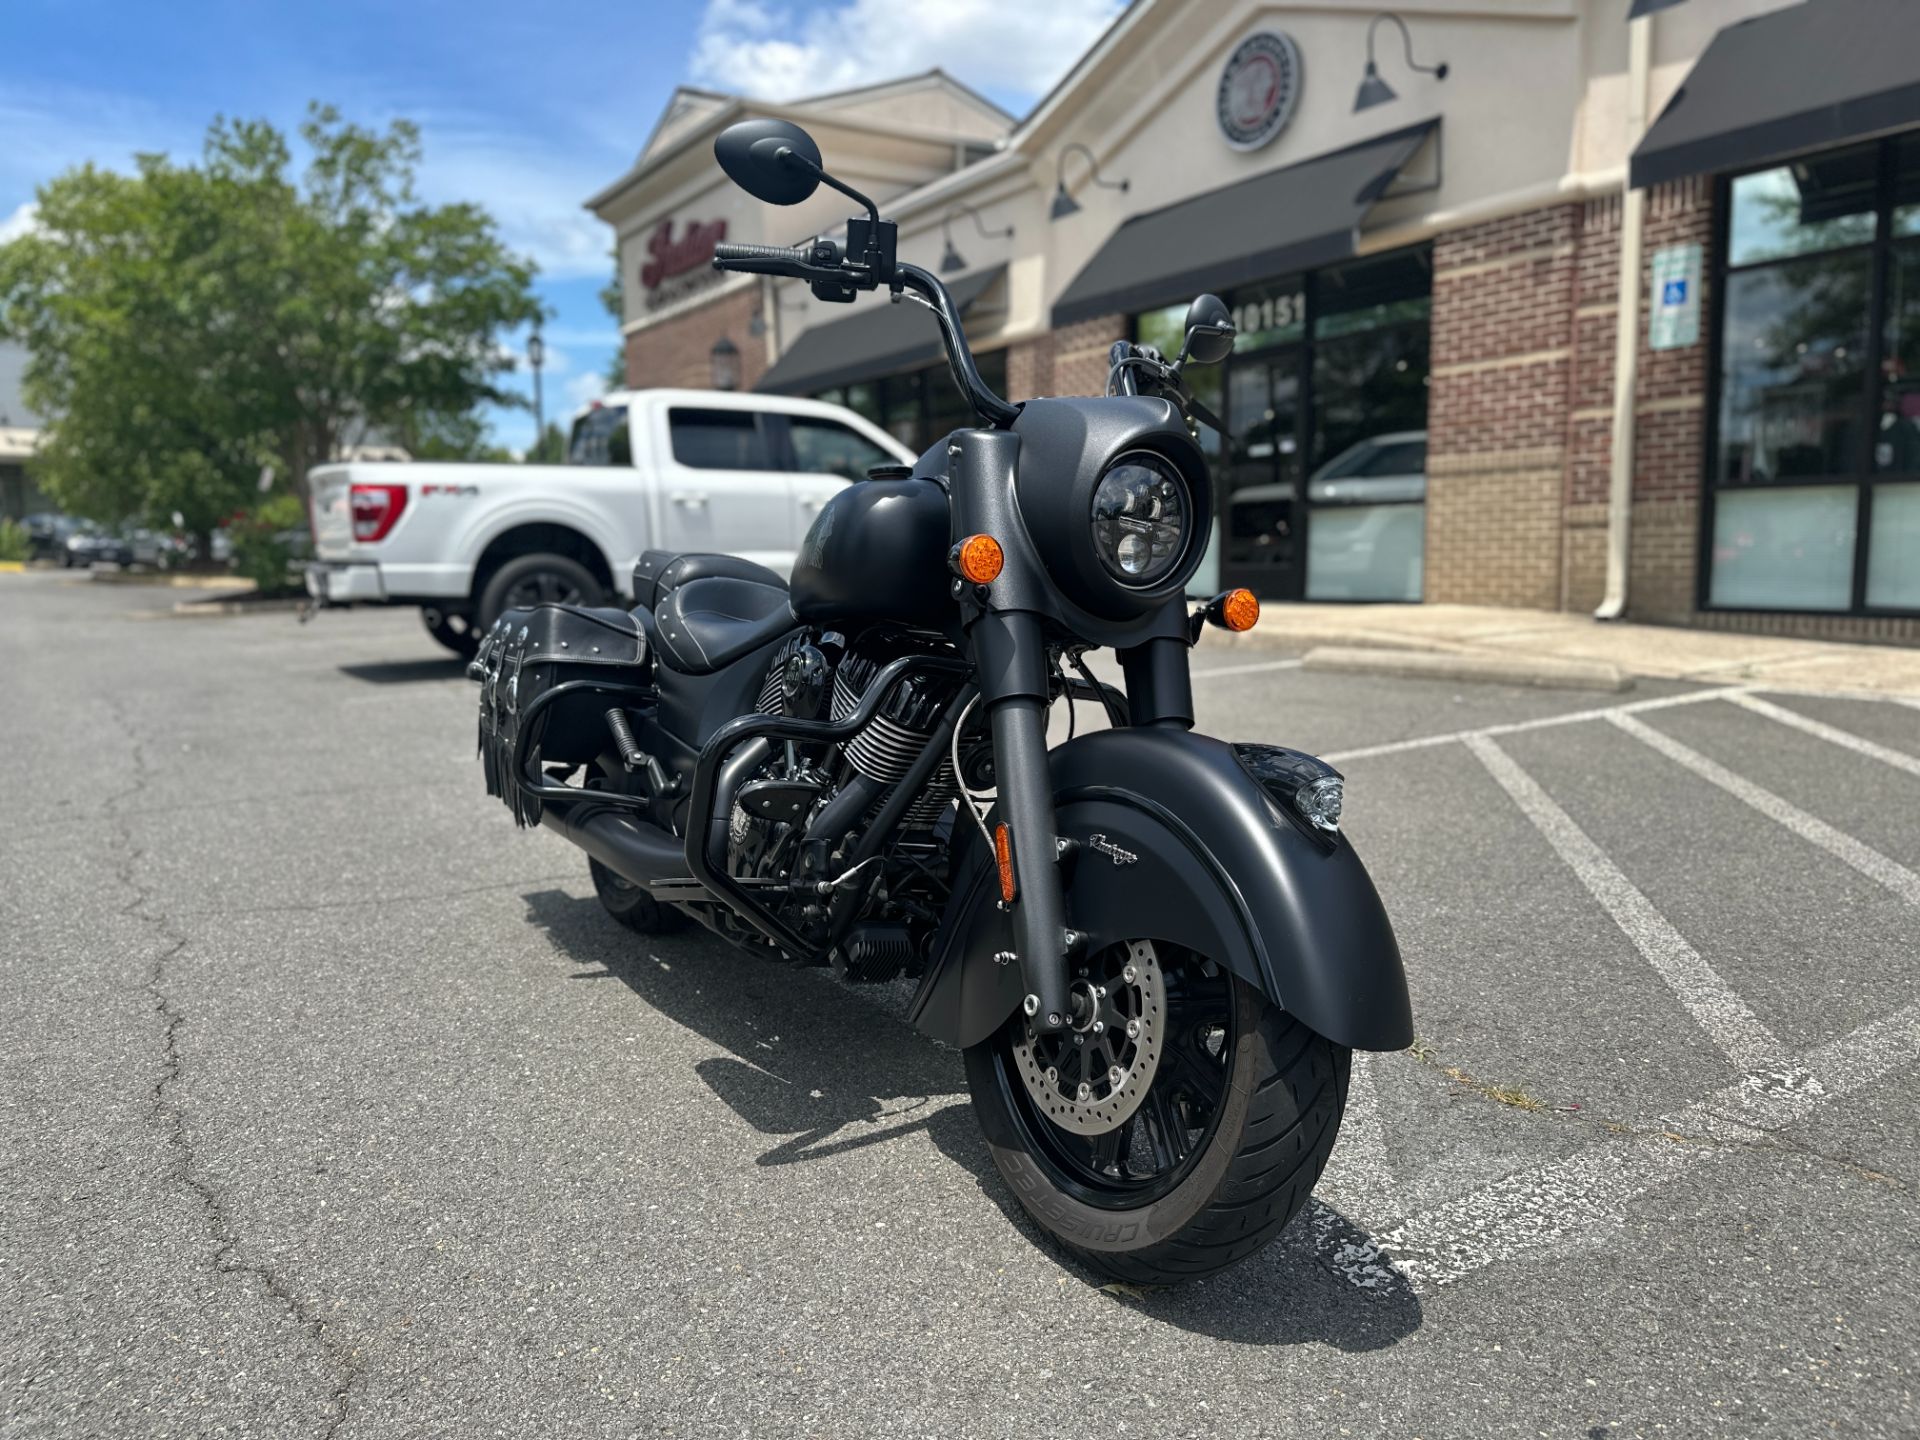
305;389;914;656
1224;430;1428;602
23;512;79;562
63;524;136;568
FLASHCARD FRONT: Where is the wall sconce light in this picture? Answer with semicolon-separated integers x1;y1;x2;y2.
1355;12;1449;112
709;334;741;391
1049;142;1129;222
939;205;1015;275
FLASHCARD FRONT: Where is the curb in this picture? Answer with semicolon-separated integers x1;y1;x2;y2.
1302;645;1633;693
87;570;252;589
169;595;306;617
0;561;24;573
125;595;305;620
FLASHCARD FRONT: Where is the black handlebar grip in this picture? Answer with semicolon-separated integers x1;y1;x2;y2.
712;242;812;271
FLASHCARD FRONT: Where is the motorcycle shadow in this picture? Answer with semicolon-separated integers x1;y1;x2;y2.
337;658;471;685
519;887;1421;1351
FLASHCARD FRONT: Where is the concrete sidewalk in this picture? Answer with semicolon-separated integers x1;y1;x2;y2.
1235;601;1920;697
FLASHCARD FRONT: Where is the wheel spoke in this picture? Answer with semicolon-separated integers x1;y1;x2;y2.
1085;1125;1126;1176
1167;1031;1227;1113
1141;1087;1185;1171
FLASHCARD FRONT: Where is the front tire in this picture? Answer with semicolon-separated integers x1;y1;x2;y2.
964;943;1347;1285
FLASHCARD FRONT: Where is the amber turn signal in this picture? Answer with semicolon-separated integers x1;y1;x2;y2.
952;533;1004;585
994;823;1017;903
1219;587;1260;632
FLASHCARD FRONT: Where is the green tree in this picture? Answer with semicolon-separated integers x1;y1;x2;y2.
0;104;541;549
601;248;627;391
526;420;567;463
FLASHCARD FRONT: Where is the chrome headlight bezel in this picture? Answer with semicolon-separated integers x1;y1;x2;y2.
1088;449;1196;591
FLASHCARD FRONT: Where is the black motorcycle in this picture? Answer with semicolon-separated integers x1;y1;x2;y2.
469;118;1411;1284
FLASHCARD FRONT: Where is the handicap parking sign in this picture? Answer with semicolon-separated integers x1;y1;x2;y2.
1650;243;1701;351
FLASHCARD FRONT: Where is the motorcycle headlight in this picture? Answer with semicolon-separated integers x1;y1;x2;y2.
1090;453;1189;587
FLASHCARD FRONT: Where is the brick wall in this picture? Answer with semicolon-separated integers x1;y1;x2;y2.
1425;206;1578;608
623;285;765;393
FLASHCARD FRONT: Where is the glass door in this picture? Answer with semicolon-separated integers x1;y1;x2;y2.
1221;350;1305;598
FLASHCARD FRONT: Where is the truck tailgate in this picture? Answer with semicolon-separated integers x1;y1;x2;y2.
309;466;363;558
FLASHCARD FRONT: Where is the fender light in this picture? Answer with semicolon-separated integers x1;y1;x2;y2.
1233;744;1344;836
350;483;408;542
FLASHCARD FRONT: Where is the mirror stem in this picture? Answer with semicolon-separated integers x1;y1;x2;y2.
778;148;881;236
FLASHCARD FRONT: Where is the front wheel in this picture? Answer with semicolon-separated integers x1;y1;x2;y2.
964;939;1347;1285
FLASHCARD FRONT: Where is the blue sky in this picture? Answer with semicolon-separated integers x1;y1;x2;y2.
0;0;1121;453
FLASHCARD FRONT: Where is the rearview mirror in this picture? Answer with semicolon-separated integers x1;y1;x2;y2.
714;119;824;207
1179;293;1236;367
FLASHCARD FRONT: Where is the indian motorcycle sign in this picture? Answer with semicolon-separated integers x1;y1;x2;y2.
640;217;729;310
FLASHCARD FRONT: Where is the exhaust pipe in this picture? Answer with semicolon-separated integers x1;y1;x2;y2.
541;801;692;891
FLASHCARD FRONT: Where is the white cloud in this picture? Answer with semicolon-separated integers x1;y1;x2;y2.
409;120;617;281
689;0;1124;106
0;202;39;244
564;371;610;408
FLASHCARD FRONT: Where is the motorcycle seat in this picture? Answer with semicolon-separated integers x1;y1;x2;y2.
631;550;788;613
652;575;795;676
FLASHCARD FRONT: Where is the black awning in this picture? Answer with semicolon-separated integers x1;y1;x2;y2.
1631;0;1920;189
757;266;1005;395
1050;120;1438;328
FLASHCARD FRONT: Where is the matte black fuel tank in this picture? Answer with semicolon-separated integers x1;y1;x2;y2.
789;474;954;628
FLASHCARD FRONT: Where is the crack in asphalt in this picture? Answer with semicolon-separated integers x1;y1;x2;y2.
106;701;367;1437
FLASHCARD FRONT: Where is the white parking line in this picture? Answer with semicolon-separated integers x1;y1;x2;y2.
1466;733;1785;1073
1324;1000;1920;1293
1190;657;1305;680
1324;686;1752;765
1609;712;1920;908
1729;693;1920;778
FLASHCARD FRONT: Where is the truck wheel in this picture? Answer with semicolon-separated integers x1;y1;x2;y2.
590;858;677;933
420;606;481;660
476;553;603;630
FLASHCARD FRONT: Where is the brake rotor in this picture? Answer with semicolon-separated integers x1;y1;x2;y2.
1011;939;1164;1135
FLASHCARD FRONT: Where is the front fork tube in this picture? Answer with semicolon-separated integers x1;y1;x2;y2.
973;608;1072;1031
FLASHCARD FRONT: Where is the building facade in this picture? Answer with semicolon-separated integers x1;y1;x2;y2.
589;0;1920;641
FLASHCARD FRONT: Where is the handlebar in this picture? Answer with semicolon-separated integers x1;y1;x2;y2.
710;241;815;275
712;237;1018;430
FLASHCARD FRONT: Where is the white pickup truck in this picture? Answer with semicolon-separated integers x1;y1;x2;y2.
305;388;914;656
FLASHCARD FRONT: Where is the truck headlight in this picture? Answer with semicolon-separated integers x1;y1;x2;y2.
1091;453;1188;587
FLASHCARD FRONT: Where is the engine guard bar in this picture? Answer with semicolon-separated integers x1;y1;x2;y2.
684;652;971;959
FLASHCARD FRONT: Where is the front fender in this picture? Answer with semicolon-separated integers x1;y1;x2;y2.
907;727;1412;1052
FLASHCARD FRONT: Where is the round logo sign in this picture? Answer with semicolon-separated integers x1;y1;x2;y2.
1216;31;1303;152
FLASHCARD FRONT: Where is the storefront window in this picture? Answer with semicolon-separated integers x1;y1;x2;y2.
1709;133;1920;614
1709;485;1858;610
814;351;1005;457
1726;146;1877;265
1866;482;1920;606
1716;256;1868;482
1135;244;1432;603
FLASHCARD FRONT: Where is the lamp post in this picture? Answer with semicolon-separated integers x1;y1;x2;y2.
1048;142;1129;222
1354;12;1449;112
710;335;741;391
528;324;547;461
940;205;1015;275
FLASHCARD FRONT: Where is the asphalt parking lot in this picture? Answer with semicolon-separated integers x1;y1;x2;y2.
4;567;1918;1438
